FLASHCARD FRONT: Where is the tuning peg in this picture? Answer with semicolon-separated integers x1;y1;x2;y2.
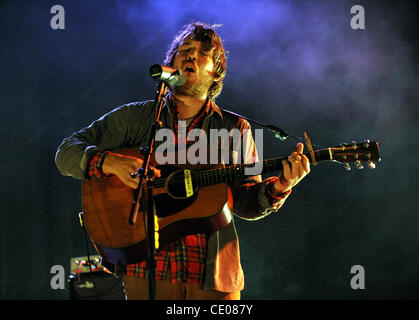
343;163;351;171
339;143;348;150
355;160;364;169
368;161;376;169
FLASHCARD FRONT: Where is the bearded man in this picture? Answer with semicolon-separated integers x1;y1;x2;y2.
55;22;310;300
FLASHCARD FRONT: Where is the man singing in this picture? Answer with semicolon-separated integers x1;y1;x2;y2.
55;22;310;300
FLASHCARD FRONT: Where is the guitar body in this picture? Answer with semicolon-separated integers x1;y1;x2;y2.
82;148;233;265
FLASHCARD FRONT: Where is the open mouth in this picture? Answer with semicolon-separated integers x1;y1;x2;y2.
183;63;196;73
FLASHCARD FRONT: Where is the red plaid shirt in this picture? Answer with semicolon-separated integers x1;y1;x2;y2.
171;96;211;147
87;98;289;284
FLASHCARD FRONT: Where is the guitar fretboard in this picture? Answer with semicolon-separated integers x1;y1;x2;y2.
151;148;333;189
193;148;333;187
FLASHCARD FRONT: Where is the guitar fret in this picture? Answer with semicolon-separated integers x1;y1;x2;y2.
215;170;220;185
207;172;211;186
266;159;272;173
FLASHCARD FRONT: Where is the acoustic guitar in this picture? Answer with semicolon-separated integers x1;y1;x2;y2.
82;140;380;265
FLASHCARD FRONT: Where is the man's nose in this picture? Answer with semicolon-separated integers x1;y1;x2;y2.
187;48;198;61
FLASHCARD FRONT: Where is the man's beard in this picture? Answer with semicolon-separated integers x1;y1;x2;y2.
172;73;213;99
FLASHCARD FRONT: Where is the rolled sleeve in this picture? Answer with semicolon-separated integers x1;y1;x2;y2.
231;122;291;220
55;104;132;180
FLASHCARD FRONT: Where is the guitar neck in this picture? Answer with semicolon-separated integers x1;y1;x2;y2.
194;148;333;188
149;140;379;190
260;148;333;175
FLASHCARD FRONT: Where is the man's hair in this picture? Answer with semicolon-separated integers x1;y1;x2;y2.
164;22;227;101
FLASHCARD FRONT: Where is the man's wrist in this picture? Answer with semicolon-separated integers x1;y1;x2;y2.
101;152;112;175
88;151;111;178
265;176;292;202
272;175;291;195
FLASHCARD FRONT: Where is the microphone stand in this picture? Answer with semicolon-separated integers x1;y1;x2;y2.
129;80;167;301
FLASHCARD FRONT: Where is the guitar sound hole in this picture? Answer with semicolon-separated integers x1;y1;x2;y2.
166;177;188;198
165;169;198;199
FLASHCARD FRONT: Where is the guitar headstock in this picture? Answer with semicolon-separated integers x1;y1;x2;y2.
331;140;380;171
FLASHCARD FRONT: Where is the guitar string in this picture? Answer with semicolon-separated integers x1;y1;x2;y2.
148;166;241;189
145;157;285;189
136;147;372;190
137;148;325;189
151;160;269;187
147;147;336;188
150;156;306;188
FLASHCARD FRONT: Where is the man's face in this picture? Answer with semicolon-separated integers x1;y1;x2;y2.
172;37;217;100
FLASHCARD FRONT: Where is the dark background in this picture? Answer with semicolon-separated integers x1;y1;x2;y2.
1;0;419;300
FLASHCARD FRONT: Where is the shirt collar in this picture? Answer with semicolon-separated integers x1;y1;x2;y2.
165;94;223;119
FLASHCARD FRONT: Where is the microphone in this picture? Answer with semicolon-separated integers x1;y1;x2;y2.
149;64;186;86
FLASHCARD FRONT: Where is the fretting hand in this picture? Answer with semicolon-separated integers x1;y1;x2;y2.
272;143;310;195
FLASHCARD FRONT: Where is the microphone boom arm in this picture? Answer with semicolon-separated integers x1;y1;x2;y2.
220;108;289;141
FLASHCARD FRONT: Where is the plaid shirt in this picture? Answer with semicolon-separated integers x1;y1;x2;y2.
88;99;211;284
127;98;211;283
87;98;290;285
171;96;211;147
